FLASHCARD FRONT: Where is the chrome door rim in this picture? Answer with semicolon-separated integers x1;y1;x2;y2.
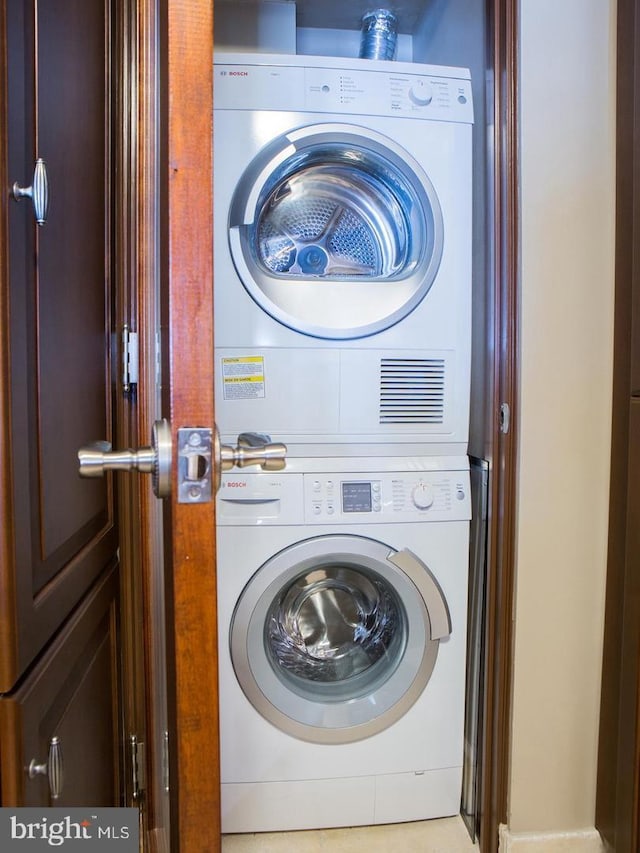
229;534;450;744
228;124;444;340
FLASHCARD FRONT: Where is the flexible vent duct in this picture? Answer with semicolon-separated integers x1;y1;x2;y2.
379;358;445;424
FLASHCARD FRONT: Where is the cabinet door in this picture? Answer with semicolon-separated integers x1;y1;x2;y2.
0;568;119;806
1;0;117;688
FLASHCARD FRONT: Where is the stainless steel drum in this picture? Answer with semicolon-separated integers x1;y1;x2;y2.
228;125;444;339
266;563;404;689
256;163;409;278
229;534;451;743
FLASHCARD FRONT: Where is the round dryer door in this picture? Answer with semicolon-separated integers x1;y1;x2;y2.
229;534;451;744
228;124;444;340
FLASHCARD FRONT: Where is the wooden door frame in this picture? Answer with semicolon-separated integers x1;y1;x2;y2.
114;0;170;845
130;1;519;851
596;0;640;849
479;1;519;851
112;0;148;816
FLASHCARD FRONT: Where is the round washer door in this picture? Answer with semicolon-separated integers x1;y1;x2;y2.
230;534;451;744
228;123;444;340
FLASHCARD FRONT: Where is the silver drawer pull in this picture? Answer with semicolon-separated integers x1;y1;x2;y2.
13;158;50;226
29;736;64;799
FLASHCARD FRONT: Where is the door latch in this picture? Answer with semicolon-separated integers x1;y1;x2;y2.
177;428;214;503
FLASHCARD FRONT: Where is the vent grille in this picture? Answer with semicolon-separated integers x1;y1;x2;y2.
379;358;445;424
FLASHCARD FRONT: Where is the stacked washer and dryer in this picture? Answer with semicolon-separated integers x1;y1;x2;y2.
213;50;474;833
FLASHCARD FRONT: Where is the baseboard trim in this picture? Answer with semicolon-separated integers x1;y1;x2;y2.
499;825;604;852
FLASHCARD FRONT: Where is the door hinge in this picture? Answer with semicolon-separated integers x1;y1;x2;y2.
122;325;139;394
130;735;146;801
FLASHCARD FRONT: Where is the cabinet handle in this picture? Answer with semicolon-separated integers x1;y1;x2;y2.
12;158;50;226
29;736;64;800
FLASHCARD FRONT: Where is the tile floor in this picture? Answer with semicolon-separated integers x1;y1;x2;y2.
222;816;479;852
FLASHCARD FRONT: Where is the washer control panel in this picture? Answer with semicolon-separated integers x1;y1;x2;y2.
217;468;471;525
304;472;470;523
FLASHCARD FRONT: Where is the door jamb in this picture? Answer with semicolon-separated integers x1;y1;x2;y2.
479;2;519;851
137;1;520;850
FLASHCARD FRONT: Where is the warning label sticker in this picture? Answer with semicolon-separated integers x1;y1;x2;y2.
221;356;265;400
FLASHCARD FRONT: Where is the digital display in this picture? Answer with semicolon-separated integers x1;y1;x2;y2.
342;481;372;513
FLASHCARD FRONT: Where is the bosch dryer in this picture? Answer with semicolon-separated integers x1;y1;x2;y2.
214;53;474;454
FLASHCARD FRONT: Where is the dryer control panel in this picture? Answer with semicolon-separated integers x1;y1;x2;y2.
303;67;473;123
217;469;471;525
214;53;473;124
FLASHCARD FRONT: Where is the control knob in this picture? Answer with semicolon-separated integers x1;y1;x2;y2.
411;482;434;510
408;79;433;106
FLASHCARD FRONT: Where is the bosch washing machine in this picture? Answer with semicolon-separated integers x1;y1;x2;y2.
213;53;474;455
216;457;471;832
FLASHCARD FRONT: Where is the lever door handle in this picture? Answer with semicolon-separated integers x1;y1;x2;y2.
213;429;287;493
220;431;287;472
77;419;172;499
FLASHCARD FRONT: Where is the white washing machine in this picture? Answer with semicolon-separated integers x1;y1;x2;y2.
214;53;474;455
216;456;471;832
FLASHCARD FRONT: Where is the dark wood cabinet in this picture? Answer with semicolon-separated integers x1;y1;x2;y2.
0;0;120;808
0;569;120;806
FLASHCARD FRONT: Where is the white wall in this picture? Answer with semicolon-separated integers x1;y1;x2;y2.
506;0;617;842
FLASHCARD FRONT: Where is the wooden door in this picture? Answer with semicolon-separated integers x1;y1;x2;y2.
160;2;220;850
0;0;120;807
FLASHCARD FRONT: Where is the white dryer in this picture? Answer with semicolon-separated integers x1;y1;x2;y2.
213;53;474;455
216;456;471;832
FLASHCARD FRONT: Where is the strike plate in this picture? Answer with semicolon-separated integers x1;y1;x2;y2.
177;427;213;504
